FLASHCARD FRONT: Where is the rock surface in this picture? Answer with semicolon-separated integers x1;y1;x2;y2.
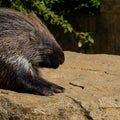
0;51;120;120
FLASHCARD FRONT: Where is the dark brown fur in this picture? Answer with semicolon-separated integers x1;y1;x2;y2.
0;8;65;95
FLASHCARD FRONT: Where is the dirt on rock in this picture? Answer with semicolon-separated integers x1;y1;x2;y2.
0;51;120;120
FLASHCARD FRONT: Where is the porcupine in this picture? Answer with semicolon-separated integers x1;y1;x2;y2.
0;8;65;96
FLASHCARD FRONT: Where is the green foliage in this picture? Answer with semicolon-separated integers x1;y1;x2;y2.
90;0;101;8
76;32;94;47
0;0;101;48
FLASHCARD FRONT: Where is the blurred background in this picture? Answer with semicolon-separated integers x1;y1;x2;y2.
0;0;120;55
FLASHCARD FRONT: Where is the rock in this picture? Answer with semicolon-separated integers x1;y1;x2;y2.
0;51;120;120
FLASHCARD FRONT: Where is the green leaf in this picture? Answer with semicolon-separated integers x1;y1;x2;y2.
88;35;94;44
78;41;83;48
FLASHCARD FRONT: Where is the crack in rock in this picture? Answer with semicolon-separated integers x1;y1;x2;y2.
68;96;93;120
69;82;85;89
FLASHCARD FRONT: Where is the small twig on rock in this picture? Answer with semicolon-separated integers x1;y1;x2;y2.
69;82;85;89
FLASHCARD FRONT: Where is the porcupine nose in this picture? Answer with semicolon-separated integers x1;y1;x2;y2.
50;48;65;68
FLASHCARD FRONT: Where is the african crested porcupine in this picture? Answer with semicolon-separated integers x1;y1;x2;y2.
0;8;65;96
